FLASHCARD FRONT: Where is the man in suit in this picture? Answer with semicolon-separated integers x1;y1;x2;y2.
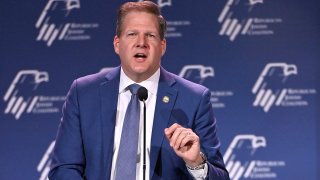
49;1;229;180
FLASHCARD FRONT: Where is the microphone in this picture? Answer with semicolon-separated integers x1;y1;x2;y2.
138;86;148;101
137;86;148;180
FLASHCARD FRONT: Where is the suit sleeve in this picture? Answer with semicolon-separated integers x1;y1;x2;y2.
48;80;85;180
194;88;230;180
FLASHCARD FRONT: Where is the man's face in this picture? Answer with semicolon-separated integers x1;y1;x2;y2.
114;11;166;82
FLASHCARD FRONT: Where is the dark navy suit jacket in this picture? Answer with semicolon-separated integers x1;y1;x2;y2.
49;67;229;180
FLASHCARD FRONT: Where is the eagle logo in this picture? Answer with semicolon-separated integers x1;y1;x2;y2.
35;0;81;46
178;65;214;84
252;63;298;112
218;0;264;41
224;135;267;180
3;70;49;119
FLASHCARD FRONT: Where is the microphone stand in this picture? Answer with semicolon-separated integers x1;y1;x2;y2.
142;99;146;180
138;86;148;180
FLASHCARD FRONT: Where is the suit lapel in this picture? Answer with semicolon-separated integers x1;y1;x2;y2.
150;68;177;179
99;67;120;179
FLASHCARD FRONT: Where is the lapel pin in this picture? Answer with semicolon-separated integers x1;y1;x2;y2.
162;96;169;103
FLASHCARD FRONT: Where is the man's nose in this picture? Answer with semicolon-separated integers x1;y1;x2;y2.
136;35;148;48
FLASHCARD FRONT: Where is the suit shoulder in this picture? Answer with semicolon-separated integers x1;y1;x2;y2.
75;71;107;88
73;67;120;90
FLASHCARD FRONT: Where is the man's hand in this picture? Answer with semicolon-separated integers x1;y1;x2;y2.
164;123;203;167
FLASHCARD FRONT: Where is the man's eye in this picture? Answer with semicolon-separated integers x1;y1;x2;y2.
147;34;156;38
127;33;137;37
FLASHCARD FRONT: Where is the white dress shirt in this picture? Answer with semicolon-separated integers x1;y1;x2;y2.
110;68;207;180
110;68;159;180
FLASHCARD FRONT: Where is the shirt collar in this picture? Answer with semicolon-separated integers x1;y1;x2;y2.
119;68;160;96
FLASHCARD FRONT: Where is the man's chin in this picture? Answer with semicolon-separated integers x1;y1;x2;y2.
132;65;152;72
130;68;155;81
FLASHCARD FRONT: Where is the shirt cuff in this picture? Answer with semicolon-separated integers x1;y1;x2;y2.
187;163;208;180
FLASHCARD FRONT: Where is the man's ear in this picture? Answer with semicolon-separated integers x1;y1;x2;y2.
113;35;120;55
161;38;167;56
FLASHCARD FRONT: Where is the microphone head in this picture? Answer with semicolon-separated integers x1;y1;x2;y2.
137;86;148;101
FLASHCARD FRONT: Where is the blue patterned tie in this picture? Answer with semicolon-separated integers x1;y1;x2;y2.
115;84;141;180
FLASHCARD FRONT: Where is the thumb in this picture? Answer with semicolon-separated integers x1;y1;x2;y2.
164;128;171;140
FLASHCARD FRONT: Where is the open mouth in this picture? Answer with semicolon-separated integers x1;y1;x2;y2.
134;53;147;58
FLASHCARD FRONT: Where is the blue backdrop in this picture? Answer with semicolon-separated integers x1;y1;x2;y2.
1;0;319;179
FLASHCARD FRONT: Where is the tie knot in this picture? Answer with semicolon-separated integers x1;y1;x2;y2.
127;83;141;95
